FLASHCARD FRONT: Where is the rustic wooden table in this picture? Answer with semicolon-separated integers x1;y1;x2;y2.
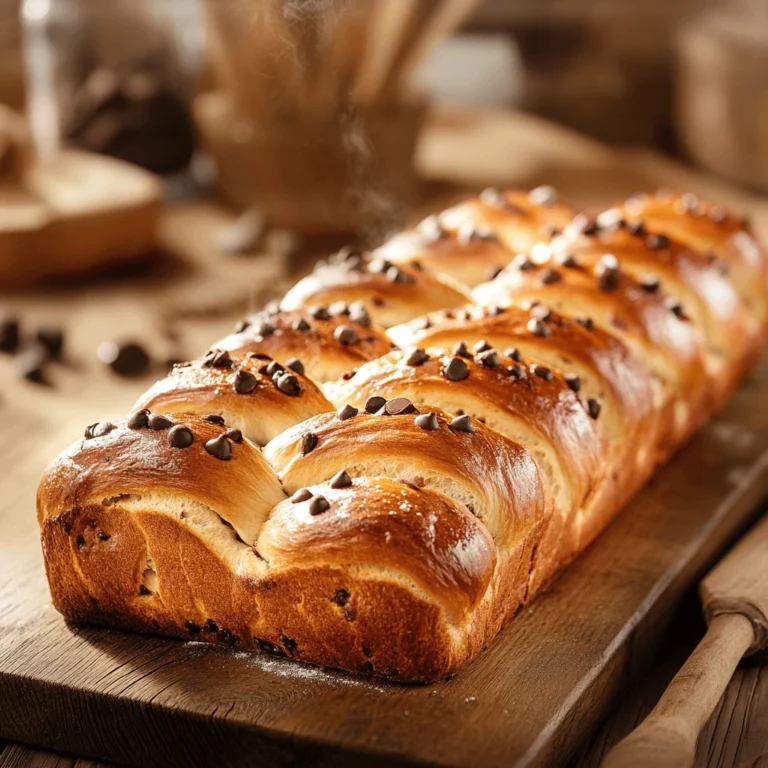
1;108;767;767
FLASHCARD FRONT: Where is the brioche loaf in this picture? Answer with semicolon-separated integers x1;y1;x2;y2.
38;188;768;682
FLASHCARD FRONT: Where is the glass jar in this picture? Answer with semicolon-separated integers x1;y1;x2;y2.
22;0;202;174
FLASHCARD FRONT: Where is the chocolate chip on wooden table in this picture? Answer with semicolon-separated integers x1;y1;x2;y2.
127;409;150;429
285;358;304;375
309;496;330;515
97;340;151;376
147;413;172;430
441;357;469;381
168;425;194;448
301;432;318;454
337;404;358;420
0;314;20;353
415;412;440;431
449;414;474;433
84;421;115;439
224;428;243;443
233;369;258;394
364;396;386;414
291;488;313;503
203;413;226;425
205;435;232;460
35;327;65;359
330;470;352;489
334;325;358;345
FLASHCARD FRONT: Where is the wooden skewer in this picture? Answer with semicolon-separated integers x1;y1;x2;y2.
602;514;768;768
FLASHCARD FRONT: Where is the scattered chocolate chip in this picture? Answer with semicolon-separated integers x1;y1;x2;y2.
385;397;418;415
541;268;562;285
452;341;471;358
365;396;386;414
301;432;318;454
627;220;646;237
449;414;474;433
233;369;258;394
185;620;201;635
331;588;350;606
575;316;594;330
530;304;553;322
386;266;414;284
415;412;440;431
254;321;275;338
309;306;330;320
504;348;522;362
168;425;194;448
564;373;581;392
639;274;661;293
533;364;553;381
35;327;65;360
337;404;358;420
477;350;501;369
127;409;149;429
487;265;504;281
202;413;226;425
414;316;432;331
138;584;151;595
473;339;492;353
402;480;421;492
596;254;621;291
405;347;429;366
0;315;20;353
330;470;352;489
265;361;283;377
349;305;371;327
76;535;86;549
441;357;469;381
15;343;48;383
146;413;172;430
507;364;525;379
224;428;243;443
285;358;304;375
341;369;357;380
207;619;219;633
334;325;359;346
279;634;297;653
203;349;233;369
275;371;301;396
371;297;385;307
369;258;391;274
579;217;600;236
98;340;151;376
205;435;232;460
233;319;251;334
291;488;313;503
84;421;115;439
293;317;310;331
558;254;579;269
420;214;448;242
329;301;350;316
646;234;669;250
587;398;601;420
309;496;330;515
527;318;551;337
666;298;688;320
513;254;535;271
486;304;504;317
529;185;557;205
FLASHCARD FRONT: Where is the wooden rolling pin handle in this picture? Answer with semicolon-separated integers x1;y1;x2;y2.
601;612;755;768
705;598;768;655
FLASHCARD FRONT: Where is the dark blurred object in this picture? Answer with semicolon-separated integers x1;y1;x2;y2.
97;340;151;377
676;5;768;192
0;0;25;110
23;0;198;175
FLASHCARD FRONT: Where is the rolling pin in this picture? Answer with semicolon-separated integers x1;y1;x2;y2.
602;514;768;768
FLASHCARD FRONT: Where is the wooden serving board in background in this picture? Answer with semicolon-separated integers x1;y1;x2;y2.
1;107;767;767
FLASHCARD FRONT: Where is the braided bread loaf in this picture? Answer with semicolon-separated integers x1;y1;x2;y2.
37;188;768;682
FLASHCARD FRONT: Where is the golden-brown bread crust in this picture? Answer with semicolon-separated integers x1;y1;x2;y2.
134;351;332;446
377;188;575;286
279;252;472;327
37;188;768;683
213;305;395;383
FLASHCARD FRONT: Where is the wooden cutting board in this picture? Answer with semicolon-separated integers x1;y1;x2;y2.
0;107;767;768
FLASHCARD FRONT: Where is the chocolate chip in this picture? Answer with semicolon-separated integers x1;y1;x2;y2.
98;341;151;376
369;258;392;274
365;396;386;413
207;619;219;633
309;306;330;320
507;364;525;379
291;488;313;503
168;425;194;448
449;414;474;433
15;343;48;383
513;254;535;271
385;397;418;415
202;413;226;425
596;254;621;291
533;364;553;381
254;321;275;337
558;254;579;269
334;325;359;346
337;404;358;421
301;432;318;454
224;428;243;443
575;316;594;330
587;398;601;420
627;220;646;237
265;361;284;377
441;357;469;381
504;347;522;362
565;373;581;392
473;339;492;353
285;358;304;375
203;349;233;369
275;372;301;396
309;496;330;515
84;421;115;439
331;588;350;606
293;317;310;331
527;318;551;337
579;217;600;236
541;268;562;285
415;316;432;331
185;620;201;635
349;304;371;327
639;274;661;293
329;301;350;316
330;470;352;489
487;265;504;281
420;214;448;242
414;412;440;430
386;266;414;284
646;234;669;250
486;304;504;317
341;369;357;380
477;350;501;369
402;480;422;492
530;304;553;322
452;341;471;358
234;319;251;333
205;435;232;460
0;315;20;353
127;409;149;429
405;347;429;366
666;298;688;320
147;413;172;430
36;327;65;360
279;634;297;653
139;585;151;596
529;185;557;205
233;369;258;394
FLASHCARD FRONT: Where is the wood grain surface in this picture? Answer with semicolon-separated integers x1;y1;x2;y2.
0;108;767;767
